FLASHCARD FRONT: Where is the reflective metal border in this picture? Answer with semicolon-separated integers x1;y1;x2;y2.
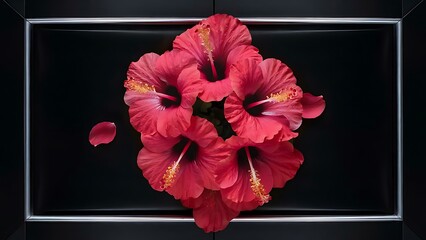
24;17;403;223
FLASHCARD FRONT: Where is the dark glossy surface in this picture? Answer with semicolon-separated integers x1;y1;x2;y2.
403;2;426;240
216;221;402;240
25;0;213;18
4;0;25;17
31;23;397;216
403;0;422;17
26;222;212;240
215;0;401;18
0;2;25;239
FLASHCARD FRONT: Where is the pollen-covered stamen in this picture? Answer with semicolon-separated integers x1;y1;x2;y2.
245;147;271;205
245;87;300;110
196;24;218;80
161;140;192;189
124;78;177;102
268;87;299;103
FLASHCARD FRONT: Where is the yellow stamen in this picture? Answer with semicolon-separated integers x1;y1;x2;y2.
161;161;180;189
248;169;271;205
160;140;192;190
245;147;271;205
267;87;299;103
197;24;213;54
196;24;218;80
124;79;156;93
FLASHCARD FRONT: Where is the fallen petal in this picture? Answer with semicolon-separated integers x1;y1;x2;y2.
301;93;326;119
89;122;116;147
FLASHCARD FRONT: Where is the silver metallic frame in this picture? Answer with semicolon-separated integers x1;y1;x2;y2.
24;17;403;223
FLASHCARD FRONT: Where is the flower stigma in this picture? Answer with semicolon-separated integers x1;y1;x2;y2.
245;87;300;111
124;78;177;102
161;140;193;189
245;147;271;205
196;24;218;81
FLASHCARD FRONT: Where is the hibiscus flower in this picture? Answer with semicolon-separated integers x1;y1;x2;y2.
124;50;202;137
225;58;326;143
137;117;228;200
181;189;239;233
173;14;262;102
216;136;304;211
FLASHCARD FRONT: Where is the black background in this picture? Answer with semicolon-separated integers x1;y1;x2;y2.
2;0;426;239
31;23;396;216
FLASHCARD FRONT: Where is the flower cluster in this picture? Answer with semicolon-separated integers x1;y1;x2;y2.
124;14;325;233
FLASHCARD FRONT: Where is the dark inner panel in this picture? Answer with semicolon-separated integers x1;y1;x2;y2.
31;23;396;215
25;0;213;18
215;0;401;18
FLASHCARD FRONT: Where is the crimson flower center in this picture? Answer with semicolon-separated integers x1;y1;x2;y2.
161;86;182;108
202;57;226;82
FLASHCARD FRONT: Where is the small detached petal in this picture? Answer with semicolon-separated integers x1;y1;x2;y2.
301;93;326;119
89;122;116;147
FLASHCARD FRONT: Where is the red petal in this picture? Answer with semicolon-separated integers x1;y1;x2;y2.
198;78;234;102
124;91;161;135
89;122;116;147
196;138;228;190
215;151;239;189
156;107;192;138
140;133;180;153
220;153;273;211
173;26;206;66
127;52;165;89
262;99;303;130
226;45;262;70
191;190;240;233
205;14;252;56
258;140;304;188
229;59;263;100
166;160;205;200
155;50;197;87
301;92;326;119
177;66;203;109
257;58;298;97
137;147;176;192
184;117;220;148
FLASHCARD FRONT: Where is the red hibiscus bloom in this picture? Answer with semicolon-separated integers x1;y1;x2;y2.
137;117;228;200
174;14;262;102
181;189;239;233
225;58;325;143
124;50;202;137
216;136;304;211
